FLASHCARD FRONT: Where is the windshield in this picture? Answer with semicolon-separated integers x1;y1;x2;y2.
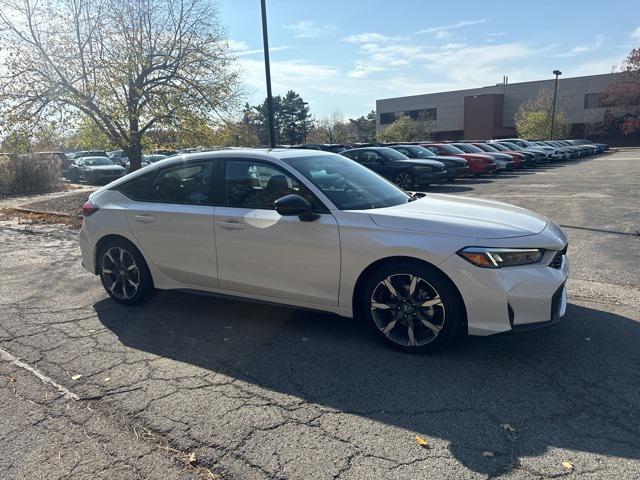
498;142;522;151
379;147;410;160
454;143;483;153
284;154;410;210
476;143;498;152
489;143;508;151
85;157;114;166
408;146;436;158
435;144;464;155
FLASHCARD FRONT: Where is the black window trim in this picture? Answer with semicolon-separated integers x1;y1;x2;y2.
112;157;220;206
221;158;331;214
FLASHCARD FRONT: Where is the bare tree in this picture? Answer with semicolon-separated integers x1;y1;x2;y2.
0;0;240;170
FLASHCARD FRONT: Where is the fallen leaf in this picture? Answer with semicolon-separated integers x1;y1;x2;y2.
562;461;574;470
482;451;495;458
416;435;430;448
187;452;197;464
8;377;17;383
500;423;517;433
71;374;82;380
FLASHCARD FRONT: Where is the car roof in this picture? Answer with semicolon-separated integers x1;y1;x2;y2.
82;156;112;160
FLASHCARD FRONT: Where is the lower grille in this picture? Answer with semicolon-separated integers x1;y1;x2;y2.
551;283;565;320
549;245;567;269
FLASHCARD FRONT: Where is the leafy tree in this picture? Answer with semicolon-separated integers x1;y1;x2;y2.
0;0;240;171
212;121;260;147
377;115;432;142
601;48;640;136
249;91;311;145
515;89;568;140
348;111;377;143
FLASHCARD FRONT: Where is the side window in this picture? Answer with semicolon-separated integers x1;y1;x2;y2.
225;160;319;210
395;148;408;156
362;151;381;163
117;171;156;201
150;162;214;205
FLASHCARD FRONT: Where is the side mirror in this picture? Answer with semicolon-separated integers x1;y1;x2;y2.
274;194;319;222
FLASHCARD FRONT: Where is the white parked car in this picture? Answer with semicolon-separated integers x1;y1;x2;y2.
79;150;569;353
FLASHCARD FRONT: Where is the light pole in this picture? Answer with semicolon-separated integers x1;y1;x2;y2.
260;0;276;148
550;69;562;140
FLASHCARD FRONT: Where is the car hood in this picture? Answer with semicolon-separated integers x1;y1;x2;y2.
367;194;548;239
427;155;468;165
396;159;445;168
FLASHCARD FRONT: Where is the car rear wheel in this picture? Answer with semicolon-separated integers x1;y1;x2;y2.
393;171;414;190
361;261;463;353
98;238;155;305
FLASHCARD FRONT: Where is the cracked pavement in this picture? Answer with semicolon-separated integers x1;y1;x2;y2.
1;150;639;479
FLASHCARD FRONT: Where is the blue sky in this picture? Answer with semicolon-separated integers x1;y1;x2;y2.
218;0;640;119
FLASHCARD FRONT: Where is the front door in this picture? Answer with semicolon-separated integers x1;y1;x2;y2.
215;159;340;307
125;160;218;287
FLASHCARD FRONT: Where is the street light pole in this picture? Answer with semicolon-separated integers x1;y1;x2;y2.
550;69;562;140
260;0;276;148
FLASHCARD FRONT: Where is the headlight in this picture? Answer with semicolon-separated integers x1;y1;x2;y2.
458;247;544;268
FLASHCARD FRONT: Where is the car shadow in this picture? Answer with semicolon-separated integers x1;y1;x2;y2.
95;292;640;476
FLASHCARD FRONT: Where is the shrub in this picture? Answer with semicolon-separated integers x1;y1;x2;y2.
0;153;61;196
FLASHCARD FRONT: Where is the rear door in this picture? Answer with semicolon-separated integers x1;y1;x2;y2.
124;160;219;288
214;158;340;306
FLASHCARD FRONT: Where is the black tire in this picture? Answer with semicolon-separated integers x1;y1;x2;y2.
360;260;463;353
69;169;79;183
393;170;414;190
97;237;155;306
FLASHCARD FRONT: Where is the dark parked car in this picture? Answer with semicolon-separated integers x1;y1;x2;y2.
341;147;447;189
296;144;350;154
388;145;469;180
67;156;126;184
72;150;109;160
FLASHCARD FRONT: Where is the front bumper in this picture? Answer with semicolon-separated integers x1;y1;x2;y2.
439;238;569;336
415;169;448;185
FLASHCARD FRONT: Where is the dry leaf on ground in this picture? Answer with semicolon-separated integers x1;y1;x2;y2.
416;435;430;448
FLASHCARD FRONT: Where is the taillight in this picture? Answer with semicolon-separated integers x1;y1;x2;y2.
82;201;99;217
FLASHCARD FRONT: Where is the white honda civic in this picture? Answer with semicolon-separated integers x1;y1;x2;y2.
79;149;568;353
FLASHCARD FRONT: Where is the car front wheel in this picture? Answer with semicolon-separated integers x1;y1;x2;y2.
98;238;155;305
393;171;414;190
361;261;463;353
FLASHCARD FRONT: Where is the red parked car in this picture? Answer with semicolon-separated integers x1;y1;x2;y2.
470;143;526;168
422;143;497;175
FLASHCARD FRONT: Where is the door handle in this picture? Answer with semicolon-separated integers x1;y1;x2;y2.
133;214;157;224
217;220;245;231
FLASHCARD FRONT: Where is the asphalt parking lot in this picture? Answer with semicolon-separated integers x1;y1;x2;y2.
1;149;639;479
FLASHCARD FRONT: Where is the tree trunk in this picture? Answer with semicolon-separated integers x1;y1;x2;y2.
126;132;143;172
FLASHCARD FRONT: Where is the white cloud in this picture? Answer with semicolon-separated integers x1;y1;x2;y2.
557;34;606;57
631;27;640;41
282;20;335;39
343;32;407;44
418;18;487;35
228;40;289;57
486;32;506;42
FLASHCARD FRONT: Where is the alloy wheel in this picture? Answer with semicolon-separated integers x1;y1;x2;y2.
394;172;412;190
101;247;140;300
370;273;445;347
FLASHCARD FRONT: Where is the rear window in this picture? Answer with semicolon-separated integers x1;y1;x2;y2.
116;171;156;201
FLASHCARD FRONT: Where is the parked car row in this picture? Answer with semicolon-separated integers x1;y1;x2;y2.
322;138;608;190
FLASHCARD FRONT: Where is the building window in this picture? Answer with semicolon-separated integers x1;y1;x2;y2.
584;93;602;109
379;108;437;125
